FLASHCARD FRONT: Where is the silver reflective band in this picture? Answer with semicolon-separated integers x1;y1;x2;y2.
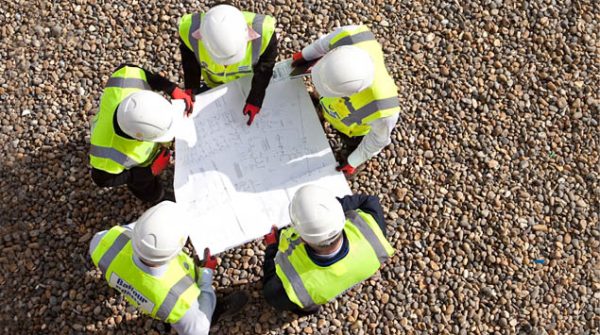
331;31;376;48
190;13;202;64
98;231;130;273
106;77;151;90
251;14;265;65
346;210;390;263
275;251;317;309
281;237;303;257
90;144;140;168
155;275;196;321
342;96;399;126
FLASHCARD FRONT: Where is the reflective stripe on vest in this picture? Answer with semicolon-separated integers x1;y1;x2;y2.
275;210;393;309
187;13;202;65
275;248;316;309
155;275;196;320
345;210;390;263
105;77;151;90
331;30;376;48
89;145;140;169
97;230;129;273
251;14;266;64
91;227;199;323
339;96;400;127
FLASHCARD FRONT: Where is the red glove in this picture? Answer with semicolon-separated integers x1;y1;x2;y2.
291;51;307;67
243;103;261;126
151;149;171;176
336;162;356;177
203;248;218;270
263;226;278;246
171;87;194;117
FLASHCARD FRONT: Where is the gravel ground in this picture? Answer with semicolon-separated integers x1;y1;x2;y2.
1;0;599;334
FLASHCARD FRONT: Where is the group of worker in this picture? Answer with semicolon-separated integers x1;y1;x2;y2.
88;4;399;334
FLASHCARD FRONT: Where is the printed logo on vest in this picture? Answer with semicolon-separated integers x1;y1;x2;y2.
109;273;155;314
322;103;341;119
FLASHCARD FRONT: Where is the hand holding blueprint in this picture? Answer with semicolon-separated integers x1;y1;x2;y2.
174;76;351;256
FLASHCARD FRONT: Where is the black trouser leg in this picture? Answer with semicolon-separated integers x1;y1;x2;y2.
127;168;163;203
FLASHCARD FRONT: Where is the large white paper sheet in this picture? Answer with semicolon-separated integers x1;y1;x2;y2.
174;76;351;255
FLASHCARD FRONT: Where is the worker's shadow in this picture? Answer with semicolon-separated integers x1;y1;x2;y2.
0;136;167;333
209;280;307;335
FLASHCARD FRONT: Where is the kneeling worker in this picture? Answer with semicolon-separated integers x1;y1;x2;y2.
261;185;394;315
178;4;277;126
292;25;400;177
89;64;194;203
89;201;248;334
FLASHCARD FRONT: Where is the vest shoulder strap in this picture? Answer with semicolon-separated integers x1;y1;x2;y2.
155;273;197;321
92;227;130;274
345;210;391;263
275;243;317;310
330;26;376;49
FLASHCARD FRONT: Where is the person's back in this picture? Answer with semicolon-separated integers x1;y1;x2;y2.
261;185;394;315
89;201;247;334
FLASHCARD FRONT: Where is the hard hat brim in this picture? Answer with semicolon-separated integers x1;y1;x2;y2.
151;100;186;143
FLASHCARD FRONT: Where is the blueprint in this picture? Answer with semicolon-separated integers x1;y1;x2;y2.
174;76;351;256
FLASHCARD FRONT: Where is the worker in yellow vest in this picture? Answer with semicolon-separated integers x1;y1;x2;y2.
178;4;277;126
291;26;400;177
89;201;248;334
89;64;194;203
261;185;394;315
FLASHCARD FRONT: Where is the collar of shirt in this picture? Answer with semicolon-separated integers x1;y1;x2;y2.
133;254;169;277
305;232;350;267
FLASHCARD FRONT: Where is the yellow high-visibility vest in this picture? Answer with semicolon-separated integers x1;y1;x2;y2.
275;209;394;309
89;66;160;174
90;226;200;323
320;26;400;137
178;11;276;87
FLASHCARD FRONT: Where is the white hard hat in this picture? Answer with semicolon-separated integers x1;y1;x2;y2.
200;5;248;65
312;45;375;97
132;201;189;265
117;91;180;143
289;185;346;246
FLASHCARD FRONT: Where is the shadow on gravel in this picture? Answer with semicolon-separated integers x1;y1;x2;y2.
210;280;301;335
0;137;157;333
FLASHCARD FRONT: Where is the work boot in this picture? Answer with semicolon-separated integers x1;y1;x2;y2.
211;291;249;325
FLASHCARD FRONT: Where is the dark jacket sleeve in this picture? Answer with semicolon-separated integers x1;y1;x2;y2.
179;39;203;90
90;166;153;188
114;63;177;94
337;194;387;237
246;33;278;107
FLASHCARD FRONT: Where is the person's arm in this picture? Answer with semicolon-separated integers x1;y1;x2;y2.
347;113;399;168
300;25;361;61
246;34;278;107
144;69;177;94
262;243;279;283
180;39;203;90
172;268;216;335
337;194;387;236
